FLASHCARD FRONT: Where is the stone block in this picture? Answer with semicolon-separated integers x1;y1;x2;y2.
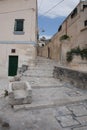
56;106;71;116
56;115;80;128
76;115;87;125
68;105;87;117
9;81;32;106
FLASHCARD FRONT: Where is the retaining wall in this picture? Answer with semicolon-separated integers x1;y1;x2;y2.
53;66;87;88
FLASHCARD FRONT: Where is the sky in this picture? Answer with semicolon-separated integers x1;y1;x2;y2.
38;0;80;39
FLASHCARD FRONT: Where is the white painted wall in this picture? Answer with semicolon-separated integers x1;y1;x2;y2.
0;0;37;42
0;0;37;77
0;43;36;77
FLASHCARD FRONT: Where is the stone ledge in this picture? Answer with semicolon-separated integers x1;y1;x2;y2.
53;66;87;89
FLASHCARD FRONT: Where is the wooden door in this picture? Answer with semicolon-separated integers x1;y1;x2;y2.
8;56;18;76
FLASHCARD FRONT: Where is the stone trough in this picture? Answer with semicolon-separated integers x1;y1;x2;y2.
9;81;32;106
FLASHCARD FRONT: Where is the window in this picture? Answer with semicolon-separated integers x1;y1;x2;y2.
71;8;77;18
58;25;62;32
11;49;16;53
83;5;87;10
42;44;44;47
14;19;24;32
84;20;87;27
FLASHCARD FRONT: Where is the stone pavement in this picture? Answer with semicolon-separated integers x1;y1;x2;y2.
0;56;87;130
0;78;9;97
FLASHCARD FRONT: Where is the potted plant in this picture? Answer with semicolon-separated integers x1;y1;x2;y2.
60;34;70;41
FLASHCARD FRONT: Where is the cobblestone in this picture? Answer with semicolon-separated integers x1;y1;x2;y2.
68;105;87;117
73;126;87;130
55;106;72;116
56;115;80;128
76;116;87;125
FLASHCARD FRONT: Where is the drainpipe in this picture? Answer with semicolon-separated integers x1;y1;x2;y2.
60;42;62;65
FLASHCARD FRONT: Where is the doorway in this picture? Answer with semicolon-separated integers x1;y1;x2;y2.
8;56;18;76
48;47;50;58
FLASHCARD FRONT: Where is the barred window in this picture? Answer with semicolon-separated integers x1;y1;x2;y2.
11;49;16;53
14;19;24;32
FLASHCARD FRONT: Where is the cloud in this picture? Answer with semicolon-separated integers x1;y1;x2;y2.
38;0;80;18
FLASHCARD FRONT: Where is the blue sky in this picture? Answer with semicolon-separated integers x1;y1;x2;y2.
38;0;80;39
38;16;65;38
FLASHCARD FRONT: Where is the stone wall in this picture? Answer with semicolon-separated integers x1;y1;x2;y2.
37;39;60;61
53;66;87;88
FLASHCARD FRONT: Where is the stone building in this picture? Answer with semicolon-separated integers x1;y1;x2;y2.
38;1;87;70
0;0;38;77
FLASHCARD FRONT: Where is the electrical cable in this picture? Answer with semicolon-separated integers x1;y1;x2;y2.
43;0;64;15
38;0;43;10
0;8;33;15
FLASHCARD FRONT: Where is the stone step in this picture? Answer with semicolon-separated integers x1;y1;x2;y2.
13;99;87;111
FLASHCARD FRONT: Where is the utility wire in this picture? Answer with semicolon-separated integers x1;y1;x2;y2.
0;8;33;15
38;0;43;10
43;0;64;15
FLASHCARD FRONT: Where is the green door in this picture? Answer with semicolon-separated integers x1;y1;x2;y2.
8;56;18;76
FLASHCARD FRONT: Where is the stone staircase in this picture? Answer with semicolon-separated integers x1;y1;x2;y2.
21;56;62;88
23;56;59;77
15;56;87;111
21;56;63;89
